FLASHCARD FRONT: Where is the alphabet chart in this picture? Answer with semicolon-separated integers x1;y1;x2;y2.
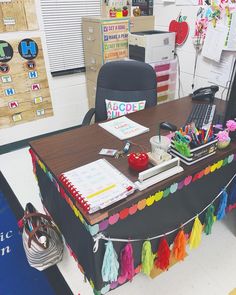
0;37;53;128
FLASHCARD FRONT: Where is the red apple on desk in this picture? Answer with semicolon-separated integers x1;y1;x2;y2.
128;152;149;172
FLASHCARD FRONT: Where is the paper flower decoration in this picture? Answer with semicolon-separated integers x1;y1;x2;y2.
226;120;236;132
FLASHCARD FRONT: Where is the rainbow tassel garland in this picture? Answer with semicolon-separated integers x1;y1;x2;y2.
101;240;119;282
204;205;215;235
217;190;228;220
189;216;203;250
173;229;186;261
97;177;236;288
155;238;170;271
141;241;155;276
120;242;135;281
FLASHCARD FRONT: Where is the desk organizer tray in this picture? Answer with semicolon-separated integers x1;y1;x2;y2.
170;138;218;165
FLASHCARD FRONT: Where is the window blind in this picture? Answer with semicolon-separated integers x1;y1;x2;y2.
40;0;101;76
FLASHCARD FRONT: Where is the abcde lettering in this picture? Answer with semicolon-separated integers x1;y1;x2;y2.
106;100;146;119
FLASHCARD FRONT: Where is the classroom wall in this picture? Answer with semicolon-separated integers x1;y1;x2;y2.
0;1;88;146
1;1;234;147
153;1;235;100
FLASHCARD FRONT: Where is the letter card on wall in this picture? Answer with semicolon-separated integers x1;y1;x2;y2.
0;37;53;128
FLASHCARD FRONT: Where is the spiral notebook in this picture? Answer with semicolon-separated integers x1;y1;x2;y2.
59;159;135;214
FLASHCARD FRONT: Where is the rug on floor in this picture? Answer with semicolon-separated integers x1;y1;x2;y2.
0;171;73;295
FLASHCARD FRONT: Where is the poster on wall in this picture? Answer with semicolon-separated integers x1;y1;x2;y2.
102;20;129;62
0;37;53;129
0;0;38;32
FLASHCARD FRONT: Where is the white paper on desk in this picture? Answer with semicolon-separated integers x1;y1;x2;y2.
208;52;235;87
202;23;228;63
224;12;236;51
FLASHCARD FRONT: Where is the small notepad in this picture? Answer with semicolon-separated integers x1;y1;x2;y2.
99;116;149;140
59;159;135;214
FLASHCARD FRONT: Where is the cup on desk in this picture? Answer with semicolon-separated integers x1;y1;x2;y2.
150;136;171;152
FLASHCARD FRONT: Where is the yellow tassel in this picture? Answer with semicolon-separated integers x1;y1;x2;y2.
189;216;203;250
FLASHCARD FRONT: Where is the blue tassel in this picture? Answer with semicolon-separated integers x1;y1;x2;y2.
228;179;236;207
217;190;228;220
101;240;119;283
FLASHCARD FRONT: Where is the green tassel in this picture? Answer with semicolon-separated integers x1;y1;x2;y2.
141;241;155;276
93;289;101;295
204;205;215;235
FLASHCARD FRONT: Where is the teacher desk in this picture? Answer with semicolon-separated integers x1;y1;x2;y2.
29;97;236;294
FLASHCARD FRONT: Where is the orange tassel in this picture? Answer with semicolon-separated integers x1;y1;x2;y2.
173;229;186;261
155;238;170;271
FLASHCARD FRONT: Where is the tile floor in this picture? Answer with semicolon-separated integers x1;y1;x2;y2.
0;147;236;295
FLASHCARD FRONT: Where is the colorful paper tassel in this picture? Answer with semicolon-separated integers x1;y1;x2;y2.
101;240;119;282
173;229;186;261
120;242;135;281
189;216;203;250
155;238;170;270
217;190;228;220
141;241;155;276
204;205;215;235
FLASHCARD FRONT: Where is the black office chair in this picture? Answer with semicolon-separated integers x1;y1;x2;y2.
82;60;157;125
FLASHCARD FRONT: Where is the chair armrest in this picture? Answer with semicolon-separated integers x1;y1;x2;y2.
82;108;95;126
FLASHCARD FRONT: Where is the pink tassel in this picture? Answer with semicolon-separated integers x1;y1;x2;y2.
120;242;135;281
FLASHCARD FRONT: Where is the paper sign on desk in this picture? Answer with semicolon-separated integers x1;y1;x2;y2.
99;116;149;140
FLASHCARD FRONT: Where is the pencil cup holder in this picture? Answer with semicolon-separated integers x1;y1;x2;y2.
170;136;218;165
150;136;171;152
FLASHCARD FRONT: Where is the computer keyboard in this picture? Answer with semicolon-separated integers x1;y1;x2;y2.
186;103;216;129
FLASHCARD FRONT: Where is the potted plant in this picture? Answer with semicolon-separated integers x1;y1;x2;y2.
122;6;128;17
216;119;236;149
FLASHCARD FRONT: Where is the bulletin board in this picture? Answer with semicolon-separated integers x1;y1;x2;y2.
0;37;53;129
102;20;129;62
0;0;38;32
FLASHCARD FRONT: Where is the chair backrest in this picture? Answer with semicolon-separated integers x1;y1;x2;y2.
94;60;157;122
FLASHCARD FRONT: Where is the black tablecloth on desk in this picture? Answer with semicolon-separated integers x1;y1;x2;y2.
36;160;236;292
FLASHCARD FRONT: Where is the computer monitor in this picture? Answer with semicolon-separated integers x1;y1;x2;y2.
223;59;236;125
